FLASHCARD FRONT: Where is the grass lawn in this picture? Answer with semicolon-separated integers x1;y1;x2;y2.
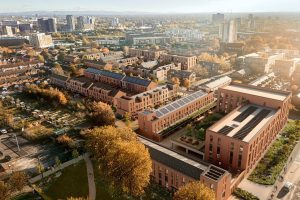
11;193;36;200
42;161;89;199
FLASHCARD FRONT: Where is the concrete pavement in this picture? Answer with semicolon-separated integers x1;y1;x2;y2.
84;156;96;200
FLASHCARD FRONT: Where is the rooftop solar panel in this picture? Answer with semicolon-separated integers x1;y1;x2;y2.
233;109;271;140
218;126;234;135
234;106;258;122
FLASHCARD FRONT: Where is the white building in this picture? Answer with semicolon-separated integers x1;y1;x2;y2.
29;33;53;48
220;20;237;43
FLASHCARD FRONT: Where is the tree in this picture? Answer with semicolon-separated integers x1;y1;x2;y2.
124;112;132;127
82;37;90;46
7;171;28;192
72;149;79;159
171;77;180;86
173;181;215;200
55;156;61;169
58;52;66;62
0;182;9;200
89;102;115;126
53;63;64;75
37;54;45;63
183;79;191;90
86;126;151;197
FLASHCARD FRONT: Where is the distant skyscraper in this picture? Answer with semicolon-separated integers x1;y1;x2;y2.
76;16;85;30
38;18;57;33
66;15;75;32
112;17;120;27
220;20;237;43
212;13;225;24
76;16;95;31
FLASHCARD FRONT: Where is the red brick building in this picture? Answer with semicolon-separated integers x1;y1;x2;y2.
138;90;215;141
205;83;291;173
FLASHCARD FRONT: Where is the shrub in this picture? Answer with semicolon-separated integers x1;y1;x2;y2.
233;188;259;200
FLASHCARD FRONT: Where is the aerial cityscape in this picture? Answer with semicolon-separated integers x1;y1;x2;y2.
0;0;299;200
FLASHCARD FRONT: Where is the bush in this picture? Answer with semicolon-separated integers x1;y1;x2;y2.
233;188;259;200
23;125;53;141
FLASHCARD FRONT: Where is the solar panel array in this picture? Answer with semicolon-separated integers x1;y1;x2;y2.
205;166;226;181
218;126;234;135
100;70;125;80
233;106;258;122
233;109;271;140
85;67;102;75
155;90;206;118
123;76;151;87
85;68;125;80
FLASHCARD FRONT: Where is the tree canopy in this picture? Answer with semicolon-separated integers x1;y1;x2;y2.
86;126;152;197
88;101;115;126
173;181;215;200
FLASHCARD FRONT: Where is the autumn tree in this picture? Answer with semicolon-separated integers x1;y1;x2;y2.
88;102;115;126
124;112;132;127
37;54;45;63
86;126;152;197
0;182;9;200
190;65;209;78
7;171;28;192
171;77;180;86
53;63;64;75
182;79;191;90
173;181;215;200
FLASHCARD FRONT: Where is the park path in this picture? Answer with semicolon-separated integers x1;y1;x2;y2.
84;156;96;200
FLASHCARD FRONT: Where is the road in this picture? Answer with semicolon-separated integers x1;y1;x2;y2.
271;144;300;200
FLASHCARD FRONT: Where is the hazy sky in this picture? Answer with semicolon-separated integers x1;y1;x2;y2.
0;0;300;13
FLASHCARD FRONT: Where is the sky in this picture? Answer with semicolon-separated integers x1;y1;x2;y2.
0;0;300;13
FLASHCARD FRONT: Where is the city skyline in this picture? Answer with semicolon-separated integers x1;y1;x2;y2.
0;0;300;13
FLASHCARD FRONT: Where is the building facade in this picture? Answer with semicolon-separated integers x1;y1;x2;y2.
116;84;179;117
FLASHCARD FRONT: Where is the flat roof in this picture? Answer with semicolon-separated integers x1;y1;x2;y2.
210;104;278;142
139;137;208;179
222;84;288;101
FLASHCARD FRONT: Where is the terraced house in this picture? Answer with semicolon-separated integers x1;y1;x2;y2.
116;84;179;117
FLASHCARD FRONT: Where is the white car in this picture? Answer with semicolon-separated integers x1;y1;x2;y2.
1;129;7;134
283;182;294;192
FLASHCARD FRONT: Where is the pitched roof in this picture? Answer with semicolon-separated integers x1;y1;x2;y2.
139;137;207;180
122;76;152;87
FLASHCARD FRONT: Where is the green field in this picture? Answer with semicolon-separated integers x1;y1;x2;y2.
42;161;89;199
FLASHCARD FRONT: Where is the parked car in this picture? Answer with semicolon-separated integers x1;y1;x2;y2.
282;182;294;192
0;129;7;134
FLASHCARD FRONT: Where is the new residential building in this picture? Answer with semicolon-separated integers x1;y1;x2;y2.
206;84;291;172
138;90;215;141
116;84;179;117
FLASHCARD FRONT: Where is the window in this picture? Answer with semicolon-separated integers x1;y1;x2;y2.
229;152;233;165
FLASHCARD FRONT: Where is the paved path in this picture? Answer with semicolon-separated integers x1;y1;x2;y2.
84;156;96;200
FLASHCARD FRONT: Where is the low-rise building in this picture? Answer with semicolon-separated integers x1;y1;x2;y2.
140;137;232;200
138;90;215;141
116;84;178;117
160;54;197;70
167;69;196;83
84;67;157;93
273;58;299;78
200;76;232;94
128;48;166;60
